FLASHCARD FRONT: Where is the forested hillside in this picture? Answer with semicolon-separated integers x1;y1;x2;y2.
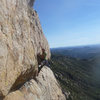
50;46;100;100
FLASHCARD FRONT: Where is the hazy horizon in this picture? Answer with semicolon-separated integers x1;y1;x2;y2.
34;0;100;48
50;43;100;49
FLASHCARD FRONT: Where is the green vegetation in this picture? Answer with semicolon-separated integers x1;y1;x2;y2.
50;47;100;100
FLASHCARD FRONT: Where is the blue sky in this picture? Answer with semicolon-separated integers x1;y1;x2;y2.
34;0;100;48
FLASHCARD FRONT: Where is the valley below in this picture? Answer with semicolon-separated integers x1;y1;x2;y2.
50;44;100;100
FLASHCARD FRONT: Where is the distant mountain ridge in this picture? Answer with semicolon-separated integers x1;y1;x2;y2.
51;44;100;59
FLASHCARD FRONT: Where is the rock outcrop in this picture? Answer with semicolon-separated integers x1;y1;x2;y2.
0;0;66;100
4;67;66;100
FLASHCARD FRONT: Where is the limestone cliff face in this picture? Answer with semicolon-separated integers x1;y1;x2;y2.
0;0;65;100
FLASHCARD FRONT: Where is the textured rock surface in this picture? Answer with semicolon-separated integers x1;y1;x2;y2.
3;91;25;100
4;67;66;100
0;0;66;100
0;0;50;97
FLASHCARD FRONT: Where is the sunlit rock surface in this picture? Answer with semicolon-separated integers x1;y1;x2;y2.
0;0;50;97
0;0;66;100
4;67;66;100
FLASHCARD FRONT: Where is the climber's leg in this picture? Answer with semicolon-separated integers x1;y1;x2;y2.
38;64;42;73
38;60;50;73
38;60;46;73
45;60;50;67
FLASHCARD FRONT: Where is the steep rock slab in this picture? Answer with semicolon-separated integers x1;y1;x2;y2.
0;0;50;97
4;67;66;100
3;91;25;100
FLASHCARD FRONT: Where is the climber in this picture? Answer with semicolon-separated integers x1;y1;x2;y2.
37;43;50;73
